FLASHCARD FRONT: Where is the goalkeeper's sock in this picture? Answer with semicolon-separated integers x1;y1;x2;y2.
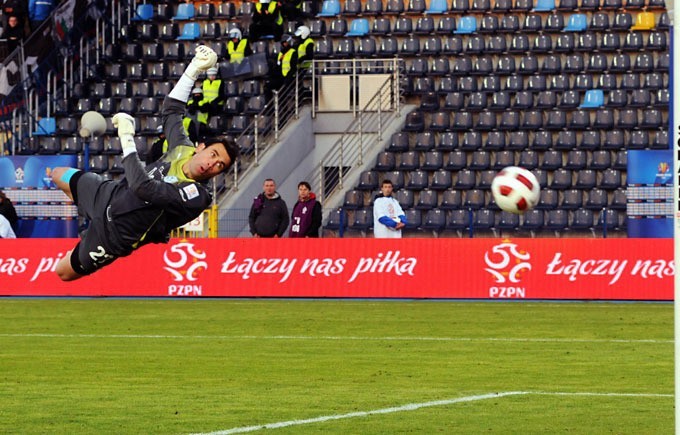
168;73;195;104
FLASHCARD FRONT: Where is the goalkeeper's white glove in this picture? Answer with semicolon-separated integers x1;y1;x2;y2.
184;45;218;81
112;113;137;157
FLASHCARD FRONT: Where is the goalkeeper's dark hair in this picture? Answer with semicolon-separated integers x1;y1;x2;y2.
204;136;240;172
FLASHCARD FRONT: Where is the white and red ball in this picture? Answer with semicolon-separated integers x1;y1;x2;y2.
491;166;541;214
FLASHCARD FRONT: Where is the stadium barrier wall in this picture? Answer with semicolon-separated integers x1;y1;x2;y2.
0;238;672;300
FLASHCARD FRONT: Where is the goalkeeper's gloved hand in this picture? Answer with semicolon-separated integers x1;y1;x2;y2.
112;112;137;157
185;45;218;81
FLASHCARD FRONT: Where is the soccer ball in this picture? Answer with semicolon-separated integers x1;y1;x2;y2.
491;166;541;214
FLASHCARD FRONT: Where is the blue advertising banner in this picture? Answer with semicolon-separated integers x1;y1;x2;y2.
0;155;79;237
627;150;673;238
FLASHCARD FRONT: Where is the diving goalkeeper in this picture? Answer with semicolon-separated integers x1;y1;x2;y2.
51;46;239;281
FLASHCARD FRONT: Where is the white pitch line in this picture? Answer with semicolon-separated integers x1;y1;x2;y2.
0;333;672;344
190;391;672;435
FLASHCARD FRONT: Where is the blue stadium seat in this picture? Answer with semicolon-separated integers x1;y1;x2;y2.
534;0;555;10
564;14;587;31
34;117;56;136
172;3;195;20
426;0;449;13
580;89;604;109
132;4;154;21
318;0;341;16
177;22;200;40
346;18;369;36
454;16;477;34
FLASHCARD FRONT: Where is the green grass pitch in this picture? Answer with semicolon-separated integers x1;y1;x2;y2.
0;299;672;434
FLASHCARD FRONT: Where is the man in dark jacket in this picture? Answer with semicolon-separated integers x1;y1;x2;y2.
249;178;289;237
50;46;239;281
289;181;321;237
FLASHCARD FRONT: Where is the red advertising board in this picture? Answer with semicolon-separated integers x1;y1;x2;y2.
0;238;673;300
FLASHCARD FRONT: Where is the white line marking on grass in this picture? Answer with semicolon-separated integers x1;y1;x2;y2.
0;333;672;344
190;391;672;435
189;392;525;435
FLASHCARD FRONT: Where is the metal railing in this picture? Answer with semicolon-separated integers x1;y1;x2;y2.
214;70;311;199
305;58;405;206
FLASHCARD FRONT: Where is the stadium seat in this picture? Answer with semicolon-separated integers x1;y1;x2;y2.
557;0;578;9
37;136;60;154
350;209;373;231
454;16;477;34
325;208;347;232
613;12;633;30
407;0;427;13
172;3;195;20
610;188;627;210
463;188;486;210
132;3;154;21
518;150;539;169
435;136;457;154
555;131;577;150
364;0;383;14
33;117;56;136
564;14;587;31
385;0;405;13
631;11;655;30
600;169;622;190
358;170;381;190
346;18;369;36
584;188;608;210
551;169;573;189
521;209;544;231
343;189;365;209
536;188;559;210
651;130;670;149
571;208;594;230
443;151;466;171
544;209;568;231
177;22;200;40
415;189;439;210
426;0;449;13
431;169;453;190
318;0;341;16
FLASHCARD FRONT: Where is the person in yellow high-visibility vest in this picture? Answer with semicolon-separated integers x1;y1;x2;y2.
249;0;283;41
203;67;227;116
267;34;297;94
294;25;314;69
186;87;211;138
146;118;200;165
225;28;253;64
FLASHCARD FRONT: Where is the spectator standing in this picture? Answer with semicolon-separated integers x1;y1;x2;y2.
202;67;226;117
0;214;16;238
225;28;252;64
281;0;304;25
249;178;289;238
294;25;314;69
373;179;407;238
0;189;18;232
2;0;26;27
186;86;210;137
249;0;283;41
267;34;297;93
1;15;25;54
28;0;54;31
289;181;322;238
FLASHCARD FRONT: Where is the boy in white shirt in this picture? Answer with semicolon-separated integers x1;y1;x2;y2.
373;179;407;238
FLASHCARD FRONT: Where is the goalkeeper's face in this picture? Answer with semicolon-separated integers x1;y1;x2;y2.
184;143;232;181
